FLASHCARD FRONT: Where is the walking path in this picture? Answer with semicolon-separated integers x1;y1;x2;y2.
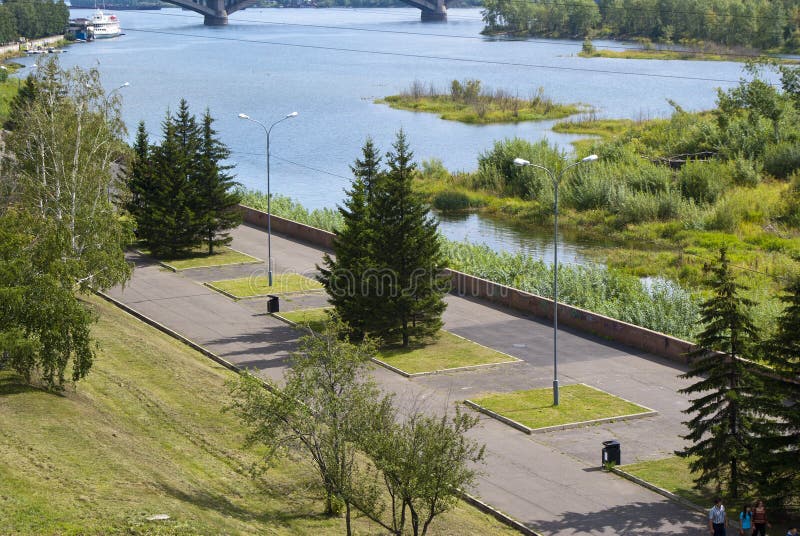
108;224;705;535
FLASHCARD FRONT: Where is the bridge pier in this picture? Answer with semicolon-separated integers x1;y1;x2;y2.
204;13;228;25
421;9;446;21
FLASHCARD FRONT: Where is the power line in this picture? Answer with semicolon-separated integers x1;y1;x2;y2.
123;26;747;84
233;150;353;180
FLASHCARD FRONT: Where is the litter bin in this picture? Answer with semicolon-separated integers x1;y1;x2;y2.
267;295;280;314
602;440;621;467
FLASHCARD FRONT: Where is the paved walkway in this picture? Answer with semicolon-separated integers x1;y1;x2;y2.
108;224;706;535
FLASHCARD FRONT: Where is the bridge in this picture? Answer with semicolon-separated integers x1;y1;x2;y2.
161;0;447;25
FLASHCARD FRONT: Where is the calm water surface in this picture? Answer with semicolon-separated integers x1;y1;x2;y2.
31;8;775;263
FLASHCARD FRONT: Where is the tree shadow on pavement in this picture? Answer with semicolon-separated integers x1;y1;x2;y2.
529;500;703;536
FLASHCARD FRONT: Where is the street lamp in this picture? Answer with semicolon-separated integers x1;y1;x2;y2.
513;153;598;406
238;111;299;287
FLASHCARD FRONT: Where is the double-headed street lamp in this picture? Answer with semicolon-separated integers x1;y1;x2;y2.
238;111;298;287
513;153;598;406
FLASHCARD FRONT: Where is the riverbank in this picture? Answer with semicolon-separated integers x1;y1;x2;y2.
0;35;68;61
578;45;800;64
377;79;583;124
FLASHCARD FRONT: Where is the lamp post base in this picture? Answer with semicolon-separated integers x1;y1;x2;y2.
553;379;559;406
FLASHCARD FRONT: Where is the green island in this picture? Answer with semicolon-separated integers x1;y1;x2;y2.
578;39;800;64
377;79;583;124
0;294;515;535
280;307;517;374
469;384;650;430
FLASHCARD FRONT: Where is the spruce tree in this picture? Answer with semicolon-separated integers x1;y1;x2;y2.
126;121;158;245
195;109;241;254
146;110;199;256
369;130;447;347
677;249;764;499
761;277;800;505
318;138;382;338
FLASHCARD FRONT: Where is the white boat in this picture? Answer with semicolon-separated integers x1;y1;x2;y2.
90;9;121;39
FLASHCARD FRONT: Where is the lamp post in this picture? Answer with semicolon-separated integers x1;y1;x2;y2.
513;153;598;405
238;111;298;287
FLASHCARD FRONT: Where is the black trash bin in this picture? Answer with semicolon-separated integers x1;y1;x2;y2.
267;295;280;314
602;440;621;467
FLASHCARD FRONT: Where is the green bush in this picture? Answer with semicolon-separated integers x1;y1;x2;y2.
564;166;616;211
727;155;761;187
677;160;728;204
475;138;563;199
763;142;800;179
433;191;473;211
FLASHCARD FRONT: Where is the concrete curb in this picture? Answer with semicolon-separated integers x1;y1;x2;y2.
463;399;533;434
464;384;659;435
94;290;240;375
610;467;706;514
457;491;543;536
95;292;537;536
371;356;522;379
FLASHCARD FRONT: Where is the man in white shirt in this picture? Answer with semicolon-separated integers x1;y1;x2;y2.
708;497;727;536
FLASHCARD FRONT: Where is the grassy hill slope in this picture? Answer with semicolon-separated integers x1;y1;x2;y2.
0;295;516;535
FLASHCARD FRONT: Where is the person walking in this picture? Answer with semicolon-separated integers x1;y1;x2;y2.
752;499;770;536
710;497;728;536
739;505;753;536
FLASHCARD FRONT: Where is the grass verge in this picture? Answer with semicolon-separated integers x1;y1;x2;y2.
0;294;518;535
620;456;709;507
208;274;323;298
470;384;650;430
280;307;331;332
147;246;260;270
279;310;517;375
376;331;517;375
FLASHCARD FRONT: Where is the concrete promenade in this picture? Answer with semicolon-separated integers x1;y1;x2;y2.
108;223;705;535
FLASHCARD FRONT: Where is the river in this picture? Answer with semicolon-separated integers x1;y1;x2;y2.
28;8;775;263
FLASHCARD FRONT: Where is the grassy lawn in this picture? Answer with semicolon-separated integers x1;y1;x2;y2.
0;294;517;535
621;456;709;507
149;246;260;270
470;384;650;430
279;311;516;375
280;307;331;332
376;331;517;374
208;274;323;298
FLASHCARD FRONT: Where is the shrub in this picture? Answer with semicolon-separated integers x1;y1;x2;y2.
433;191;472;211
763;141;800;179
727;155;762;187
677;160;728;204
475;138;563;199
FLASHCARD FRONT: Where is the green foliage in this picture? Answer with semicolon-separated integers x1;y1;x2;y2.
761;278;800;507
443;240;699;340
126;101;239;257
320;133;448;347
239;189;343;231
483;0;800;53
476;138;563;199
763;141;800;179
432;191;473;211
677;249;769;499
0;0;68;42
0;58;132;389
677;160;728;205
360;405;485;536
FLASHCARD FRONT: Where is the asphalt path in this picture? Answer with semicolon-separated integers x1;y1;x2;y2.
107;224;706;535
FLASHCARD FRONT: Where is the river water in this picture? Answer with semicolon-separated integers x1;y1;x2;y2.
28;8;772;262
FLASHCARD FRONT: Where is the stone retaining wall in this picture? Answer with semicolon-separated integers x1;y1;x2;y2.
237;204;694;364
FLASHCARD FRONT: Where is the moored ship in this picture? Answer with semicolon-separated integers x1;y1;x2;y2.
90;9;121;38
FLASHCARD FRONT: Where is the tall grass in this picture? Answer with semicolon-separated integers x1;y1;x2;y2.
238;188;343;231
443;240;700;340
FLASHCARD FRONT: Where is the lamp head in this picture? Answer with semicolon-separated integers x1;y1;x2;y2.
582;154;599;162
513;158;530;167
121;81;130;87
287;111;298;118
238;113;250;120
